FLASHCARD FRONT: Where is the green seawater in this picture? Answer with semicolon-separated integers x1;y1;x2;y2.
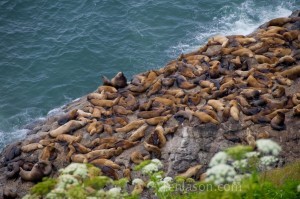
0;0;299;149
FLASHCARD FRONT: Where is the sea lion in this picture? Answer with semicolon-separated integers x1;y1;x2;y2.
219;79;234;92
3;186;17;199
102;72;128;89
19;161;52;182
174;109;193;123
153;97;174;107
71;154;88;163
293;104;300;116
132;180;146;195
98;85;118;93
86;148;122;160
231;48;254;57
49;120;87;137
87;120;104;135
143;142;161;157
92;107;101;118
272;86;285;98
87;91;106;100
115;140;139;150
241;89;260;100
164;125;179;135
112;105;133;115
123;168;131;181
283;30;300;41
77;109;92;118
56;134;82;144
39;143;57;161
147;79;162;97
71;143;90;154
3;142;21;163
98;165;118;180
175;75;196;90
153;125;166;148
229;100;240;121
137;109;164;119
292;93;300;105
130;151;146;164
177;164;202;178
57;109;78;125
145;115;172;126
270;111;286;130
207;99;225;112
246;128;256;148
21;143;43;153
89;97;120;108
208;35;229;47
276;55;296;65
280;65;300;79
115;119;145;133
235;37;256;45
193;111;219;125
6;162;20;179
89;137;118;148
161;77;175;87
128;125;148;142
90;159;121;170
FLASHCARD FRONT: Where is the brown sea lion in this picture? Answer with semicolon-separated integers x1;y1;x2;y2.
115;140;139;150
147;79;162;97
39;143;56;161
174;109;193;123
231;48;254;57
177;164;202;178
130;151;146;164
207;99;225;112
19;161;52;182
87;120;104;135
153;125;166;148
137;109;164;119
86;148;122;160
280;65;300;79
56;134;82;144
229;100;240;121
246;128;256;148
164;125;179;135
73;142;91;154
6;162;20;179
143;142;161;157
145;115;172;126
98;85;118;93
292;93;300;105
112;105;133;115
102;72;128;89
115;119;145;133
175;75;196;90
21;143;43;153
89;97;120;108
92;107;101;118
193;111;219;125
87;91;106;100
99;165;118;180
90;159;121;170
293;104;300;116
3;186;17;199
57;109;78;125
270;111;286;130
208;35;229;47
50;120;87;137
128;125;148;142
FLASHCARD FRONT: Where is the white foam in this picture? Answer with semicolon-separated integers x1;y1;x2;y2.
168;0;296;55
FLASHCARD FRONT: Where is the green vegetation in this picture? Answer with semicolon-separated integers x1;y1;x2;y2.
24;139;300;199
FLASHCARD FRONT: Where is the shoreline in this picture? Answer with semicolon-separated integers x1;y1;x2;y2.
1;10;300;198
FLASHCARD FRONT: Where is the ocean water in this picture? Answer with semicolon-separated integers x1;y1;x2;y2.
0;0;299;149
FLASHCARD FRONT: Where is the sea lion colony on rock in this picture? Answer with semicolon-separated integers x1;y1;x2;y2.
1;15;300;198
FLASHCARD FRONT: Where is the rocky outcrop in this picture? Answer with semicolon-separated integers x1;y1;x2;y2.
1;10;300;198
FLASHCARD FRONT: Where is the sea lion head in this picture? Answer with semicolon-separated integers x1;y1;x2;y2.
112;72;128;89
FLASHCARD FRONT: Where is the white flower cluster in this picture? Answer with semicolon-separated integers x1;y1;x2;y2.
147;175;173;193
259;155;278;167
232;159;248;170
132;178;145;186
107;187;121;198
142;159;163;174
256;139;282;156
209;152;229;167
60;163;88;178
205;164;237;185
